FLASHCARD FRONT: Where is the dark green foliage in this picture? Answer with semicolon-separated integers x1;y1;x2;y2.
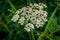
0;0;60;40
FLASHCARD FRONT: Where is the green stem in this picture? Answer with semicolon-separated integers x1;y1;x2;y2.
38;6;58;40
2;22;11;32
29;30;35;40
7;0;16;11
31;30;35;40
38;0;40;2
27;0;31;5
7;9;15;18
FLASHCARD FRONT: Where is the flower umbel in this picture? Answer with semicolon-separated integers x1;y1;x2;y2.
11;3;48;32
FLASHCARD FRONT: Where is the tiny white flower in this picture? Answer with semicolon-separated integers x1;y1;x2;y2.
21;12;26;16
24;27;30;32
11;14;19;22
39;3;42;6
43;13;48;17
42;3;47;8
30;3;33;6
29;8;32;12
43;18;48;22
35;20;40;28
18;17;25;25
39;10;44;14
25;23;34;29
24;23;34;32
39;6;44;9
35;24;41;28
25;15;30;21
19;9;23;13
30;17;36;21
34;3;38;7
16;10;20;14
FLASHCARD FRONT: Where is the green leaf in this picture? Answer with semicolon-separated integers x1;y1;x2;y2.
48;17;57;32
48;18;60;33
49;36;60;40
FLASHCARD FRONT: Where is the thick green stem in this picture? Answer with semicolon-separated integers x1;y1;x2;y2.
38;6;58;40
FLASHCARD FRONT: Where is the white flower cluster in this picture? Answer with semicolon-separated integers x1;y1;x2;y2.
11;3;48;32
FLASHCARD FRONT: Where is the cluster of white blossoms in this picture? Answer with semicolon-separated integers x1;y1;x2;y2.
11;3;48;32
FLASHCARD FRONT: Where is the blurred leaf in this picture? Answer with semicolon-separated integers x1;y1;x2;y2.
48;17;57;32
49;35;60;40
48;18;60;33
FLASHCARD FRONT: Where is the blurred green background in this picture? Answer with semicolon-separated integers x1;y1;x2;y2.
0;0;60;40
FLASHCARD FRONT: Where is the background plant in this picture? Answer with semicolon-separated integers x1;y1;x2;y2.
0;0;60;40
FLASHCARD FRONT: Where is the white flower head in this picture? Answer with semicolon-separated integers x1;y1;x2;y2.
11;3;48;32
